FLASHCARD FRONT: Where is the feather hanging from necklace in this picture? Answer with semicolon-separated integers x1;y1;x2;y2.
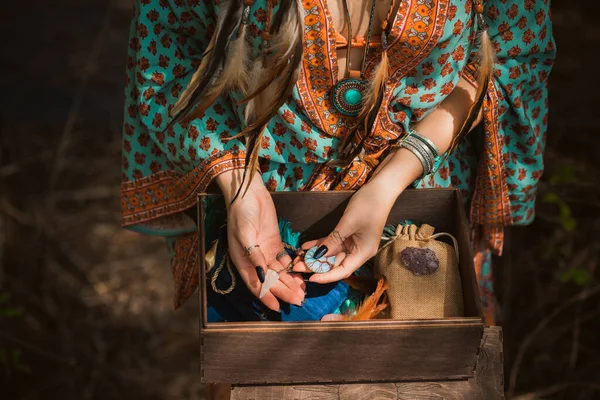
230;0;305;203
446;10;496;155
358;45;389;129
329;39;390;169
166;0;248;130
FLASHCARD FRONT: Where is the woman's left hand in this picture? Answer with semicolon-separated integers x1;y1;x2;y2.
293;180;394;283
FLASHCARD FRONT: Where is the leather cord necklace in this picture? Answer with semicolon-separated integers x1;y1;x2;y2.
330;0;379;117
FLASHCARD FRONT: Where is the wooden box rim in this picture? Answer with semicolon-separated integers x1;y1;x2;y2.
197;188;483;330
196;189;485;384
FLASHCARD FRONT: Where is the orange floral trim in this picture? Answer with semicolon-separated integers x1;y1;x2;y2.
333;160;371;190
304;165;337;191
367;0;450;152
461;63;478;88
296;0;346;138
469;78;513;255
304;159;371;192
171;232;199;310
427;63;511;256
121;150;246;227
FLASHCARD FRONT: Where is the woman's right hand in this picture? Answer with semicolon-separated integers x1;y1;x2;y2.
216;169;305;312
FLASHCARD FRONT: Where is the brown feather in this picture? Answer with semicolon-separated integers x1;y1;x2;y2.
182;17;251;121
358;49;389;123
166;0;245;130
184;26;249;121
222;22;251;93
170;34;216;118
238;0;302;106
241;127;265;198
447;26;496;154
231;0;304;202
230;125;266;204
346;277;389;321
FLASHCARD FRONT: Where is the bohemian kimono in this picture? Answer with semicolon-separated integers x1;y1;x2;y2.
121;0;555;324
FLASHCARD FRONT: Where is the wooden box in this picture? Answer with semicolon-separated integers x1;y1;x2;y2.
197;189;484;385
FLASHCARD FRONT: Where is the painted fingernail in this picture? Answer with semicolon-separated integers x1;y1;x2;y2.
314;245;328;259
256;267;265;283
300;300;306;307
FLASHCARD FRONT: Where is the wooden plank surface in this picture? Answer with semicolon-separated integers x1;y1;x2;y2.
229;327;504;400
231;385;338;400
339;383;397;400
202;323;482;384
397;326;504;399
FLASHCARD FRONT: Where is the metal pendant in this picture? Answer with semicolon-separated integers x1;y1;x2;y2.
331;78;367;117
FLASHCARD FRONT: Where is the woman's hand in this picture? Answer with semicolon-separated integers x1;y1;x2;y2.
293;179;397;283
216;170;305;311
293;77;480;283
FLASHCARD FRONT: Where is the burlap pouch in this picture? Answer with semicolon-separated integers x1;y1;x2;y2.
375;224;464;320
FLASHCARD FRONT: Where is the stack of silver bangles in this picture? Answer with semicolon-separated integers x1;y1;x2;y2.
399;129;441;179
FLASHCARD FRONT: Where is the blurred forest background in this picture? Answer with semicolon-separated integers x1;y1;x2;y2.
1;0;599;399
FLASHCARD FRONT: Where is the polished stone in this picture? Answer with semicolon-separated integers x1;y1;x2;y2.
304;246;336;274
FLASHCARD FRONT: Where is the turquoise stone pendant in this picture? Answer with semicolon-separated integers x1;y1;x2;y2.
331;78;367;117
304;246;336;274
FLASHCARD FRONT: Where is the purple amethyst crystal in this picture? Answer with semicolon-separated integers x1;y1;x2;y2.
400;247;439;275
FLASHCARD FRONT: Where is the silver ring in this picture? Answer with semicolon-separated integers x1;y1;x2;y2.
275;249;288;261
332;230;346;243
269;267;286;275
244;244;260;257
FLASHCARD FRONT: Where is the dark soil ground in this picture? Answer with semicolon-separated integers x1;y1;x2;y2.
1;0;599;399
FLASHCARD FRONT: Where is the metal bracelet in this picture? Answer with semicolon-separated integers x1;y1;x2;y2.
404;136;436;175
405;136;435;172
406;136;437;177
408;129;440;158
400;141;431;179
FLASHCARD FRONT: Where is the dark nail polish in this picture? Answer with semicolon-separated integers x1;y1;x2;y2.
256;267;265;283
300;300;306;307
314;245;328;259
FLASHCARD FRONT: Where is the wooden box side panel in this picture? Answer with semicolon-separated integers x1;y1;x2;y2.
454;192;483;318
201;324;482;384
270;190;456;238
197;189;485;385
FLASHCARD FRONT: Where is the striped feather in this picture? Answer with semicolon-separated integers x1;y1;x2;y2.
185;22;251;121
447;19;496;154
170;33;217;118
346;277;389;321
231;0;305;202
166;0;245;130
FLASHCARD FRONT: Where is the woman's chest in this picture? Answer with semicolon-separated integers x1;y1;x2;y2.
234;0;475;139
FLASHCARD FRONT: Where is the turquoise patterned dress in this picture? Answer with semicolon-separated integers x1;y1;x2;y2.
121;0;555;324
